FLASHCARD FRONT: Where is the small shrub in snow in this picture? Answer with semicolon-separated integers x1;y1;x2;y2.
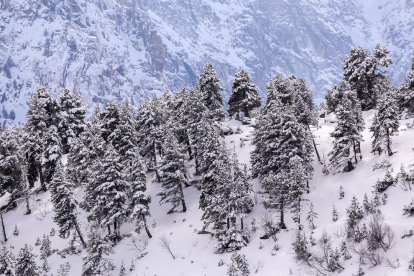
339;186;344;199
50;228;55;237
353;265;365;276
346;196;364;230
373;169;397;193
401;229;413;238
327;247;343;272
366;214;394;252
35;237;41;246
322;163;329;175
129;260;135;271
250;217;256;232
218;259;224;266
306;202;318;230
119;260;126;276
258;212;279;241
227;252;250;276
332;205;338;222
362;193;374;214
382;193;387;205
372;160;392;171
292;230;311;262
240;139;245;147
398;164;413;191
13;225;19;236
372;193;381;207
57;262;70;276
216;227;250;253
340;241;351;260
403;199;414;216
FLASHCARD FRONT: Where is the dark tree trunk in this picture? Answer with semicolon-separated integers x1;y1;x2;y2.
357;142;362;160
280;200;286;229
244;106;250;118
153;144;161;182
143;217;152;239
306;180;309;194
387;129;393;156
308;125;320;162
227;217;230;230
178;183;187;212
0;213;7;242
194;150;200;175
38;164;45;191
186;138;193;160
107;225;111;235
25;197;31;215
240;217;244;230
352;141;358;164
74;220;86;246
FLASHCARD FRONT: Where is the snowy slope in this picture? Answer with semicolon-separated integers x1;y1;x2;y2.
2;111;414;275
2;0;414;127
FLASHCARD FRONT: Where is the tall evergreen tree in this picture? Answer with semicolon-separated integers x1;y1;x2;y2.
228;69;262;119
399;51;414;114
129;149;152;238
50;162;86;245
82;224;115;276
369;81;400;156
329;94;364;173
0;127;23;194
42;125;62;184
15;244;39;276
157;132;188;213
0;246;15;275
85;144;128;237
343;44;392;110
198;63;225;121
58;88;87;153
262;171;289;229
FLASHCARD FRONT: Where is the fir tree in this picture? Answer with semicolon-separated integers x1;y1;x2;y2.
327;247;343;272
119;261;126;276
50;162;86;245
398;51;414;114
354;265;365;276
0;127;23;195
129;149;151;238
292;230;311;262
262;171;289;229
100;100;121;144
340;241;351;260
227;252;250;276
57;262;70;276
369;82;399;156
41;125;62;184
15;244;39;276
157;132;188;213
329;94;364;173
306;202;318;230
198;63;225;121
339;185;345;199
0;246;16;275
346;196;364;230
85;144;129;237
58;88;87;153
13;225;18;236
82;224;115;276
40;234;52;259
332;205;338;222
228;69;261;119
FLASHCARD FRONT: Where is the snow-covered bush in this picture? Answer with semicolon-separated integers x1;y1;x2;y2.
403;199;414;216
215;227;250;253
227;252;250;276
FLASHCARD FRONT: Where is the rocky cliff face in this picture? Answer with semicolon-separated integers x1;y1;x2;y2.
0;0;413;123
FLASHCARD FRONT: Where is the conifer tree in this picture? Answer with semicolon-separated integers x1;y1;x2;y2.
346;196;364;230
157;132;188;213
85;144;129;237
129;149;151;238
262;171;289;229
369;82;399;156
15;244;39;276
306;202;318;230
329;94;364;173
82;224;115;276
332;205;338;222
198;63;225;121
50;162;86;245
327;247;343;272
42;125;62;184
227;252;250;276
0;246;15;275
100;100;121;144
398;51;414;114
57;262;70;276
340;241;351;260
228;69;261;119
58;88;87;153
0;127;23;195
339;186;345;199
40;234;52;260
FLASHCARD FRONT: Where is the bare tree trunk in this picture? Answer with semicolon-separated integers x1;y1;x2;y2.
74;220;86;246
227;217;230;230
387;129;393;156
280;201;286;229
0;213;7;242
308;125;320;162
25;197;31;215
244;106;250;118
240;218;244;230
178;183;187;212
194;150;200;175
107;225;111;235
352;141;358;164
153;144;161;182
143;216;152;239
38;164;45;191
186;138;192;160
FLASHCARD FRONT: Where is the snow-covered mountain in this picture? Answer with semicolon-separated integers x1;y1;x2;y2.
1;0;414;123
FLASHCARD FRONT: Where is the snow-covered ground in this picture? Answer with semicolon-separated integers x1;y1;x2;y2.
3;110;414;275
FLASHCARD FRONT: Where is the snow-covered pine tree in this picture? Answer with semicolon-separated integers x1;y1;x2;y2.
82;224;115;276
306;202;318;230
262;171;289;229
0;127;23;196
332;205;339;222
227;69;262;119
119;261;126;276
42;125;62;184
50;162;86;245
292;230;311;262
198;63;226;121
329;94;364;173
339;186;345;199
327;247;343;272
0;246;15;275
58;88;87;153
288;157;308;227
346;196;364;231
135;97;164;181
157;131;188;213
40;234;52;260
85;143;128;238
340;240;351;260
57;262;70;276
16;244;39;276
369;80;399;156
227;252;250;276
343;44;392;110
398;51;414;115
325;80;353;114
100;100;121;144
129;149;151;238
